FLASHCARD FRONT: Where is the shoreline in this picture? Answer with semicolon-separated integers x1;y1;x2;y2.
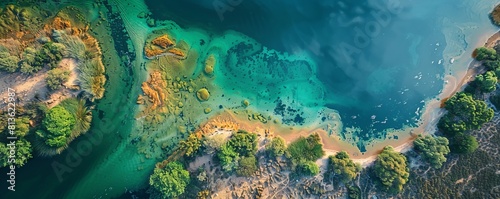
344;30;500;166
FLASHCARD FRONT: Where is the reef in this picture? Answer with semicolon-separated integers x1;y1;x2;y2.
144;32;190;59
204;54;215;75
196;88;210;101
141;71;167;110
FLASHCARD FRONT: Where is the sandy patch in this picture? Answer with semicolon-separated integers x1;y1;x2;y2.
0;58;80;108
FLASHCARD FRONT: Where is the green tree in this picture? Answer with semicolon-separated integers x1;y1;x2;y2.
347;185;362;199
374;146;410;193
266;136;287;158
19;47;40;75
34;42;66;69
328;151;361;182
0;139;33;167
36;105;75;148
236;155;258;177
484;60;500;71
287;133;325;163
413;135;450;169
473;71;497;93
0;51;20;72
440;92;494;133
217;143;240;171
15;117;30;137
149;161;190;198
438;114;467;136
297;160;320;176
227;130;258;156
451;134;479;154
179;133;201;157
46;68;70;90
475;47;497;61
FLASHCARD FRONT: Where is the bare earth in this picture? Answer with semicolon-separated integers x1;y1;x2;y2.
0;58;80;109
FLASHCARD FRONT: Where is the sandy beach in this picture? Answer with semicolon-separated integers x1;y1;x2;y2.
199;30;500;167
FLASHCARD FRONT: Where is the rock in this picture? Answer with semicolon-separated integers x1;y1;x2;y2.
197;88;210;101
204;54;216;75
137;11;147;18
147;18;156;27
242;99;250;107
204;108;212;114
151;34;175;49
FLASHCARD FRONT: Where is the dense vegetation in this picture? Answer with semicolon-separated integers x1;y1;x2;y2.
373;146;409;193
216;130;258;174
0;139;33;167
36;105;75;148
149;161;190;198
286;133;324;176
265;136;286;158
179;134;201;157
0;50;20;72
46;68;71;90
327;151;361;183
413;135;450;168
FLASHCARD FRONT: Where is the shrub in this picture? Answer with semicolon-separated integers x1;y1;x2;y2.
236;155;258;177
474;47;497;61
413;135;450;169
374;146;409;193
297;160;320;176
327;151;361;182
451;134;479;154
36;105;75;148
149;161;190;198
77;60;106;99
46;68;70;90
0;51;20;72
52;30;87;61
265;136;287;158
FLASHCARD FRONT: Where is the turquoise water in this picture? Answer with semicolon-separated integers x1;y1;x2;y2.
146;0;499;149
1;0;499;198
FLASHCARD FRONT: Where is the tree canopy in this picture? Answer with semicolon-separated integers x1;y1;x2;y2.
472;71;497;93
286;133;324;176
236;155;258;177
451;134;479;154
226;130;258;157
286;133;325;163
474;47;497;61
374;146;410;192
438;92;494;135
179;134;201;157
0;139;33;168
34;42;66;69
328;151;361;182
265;136;287;158
413;135;450;168
216;130;259;173
0;51;20;72
297;160;320;176
149;161;190;198
46;68;70;90
217;143;240;171
36;105;75;148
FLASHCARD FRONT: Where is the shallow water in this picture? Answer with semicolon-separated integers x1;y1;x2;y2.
1;0;499;198
146;0;498;148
